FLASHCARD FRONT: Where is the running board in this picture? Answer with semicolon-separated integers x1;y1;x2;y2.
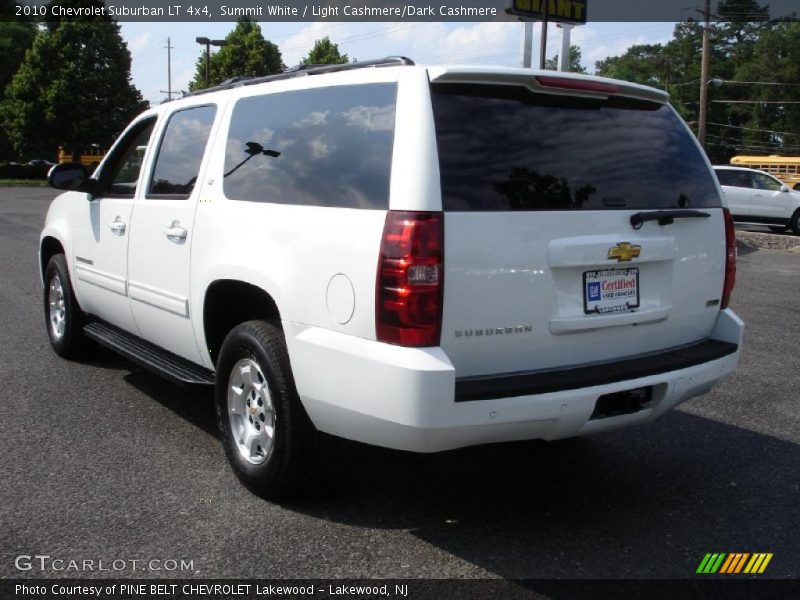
84;321;215;387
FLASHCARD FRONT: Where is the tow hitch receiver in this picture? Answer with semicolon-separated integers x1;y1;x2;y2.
591;386;653;420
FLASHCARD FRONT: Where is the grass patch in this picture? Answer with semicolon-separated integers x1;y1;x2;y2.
0;179;48;187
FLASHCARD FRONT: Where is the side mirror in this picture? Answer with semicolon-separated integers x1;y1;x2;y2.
780;185;789;193
48;163;99;196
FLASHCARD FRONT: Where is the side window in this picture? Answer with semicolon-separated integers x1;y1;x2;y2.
725;171;753;189
103;119;156;197
751;173;782;191
147;105;217;199
738;172;755;188
223;84;397;209
716;170;735;186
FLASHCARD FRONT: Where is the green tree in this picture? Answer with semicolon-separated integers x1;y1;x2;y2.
1;18;147;160
733;22;800;154
595;42;680;88
0;0;24;18
0;20;36;160
189;18;284;91
0;21;36;93
544;45;586;73
301;36;349;66
0;1;37;159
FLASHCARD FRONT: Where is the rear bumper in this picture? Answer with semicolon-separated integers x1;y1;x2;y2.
284;309;743;453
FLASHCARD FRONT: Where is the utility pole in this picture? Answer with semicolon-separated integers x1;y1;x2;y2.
557;23;574;72
539;15;549;69
698;0;711;148
159;37;174;102
520;21;533;68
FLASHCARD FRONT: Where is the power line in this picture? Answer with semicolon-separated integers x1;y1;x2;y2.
266;21;353;42
416;43;518;63
706;142;800;155
713;80;800;86
280;23;426;54
134;47;164;62
712;100;800;104
705;135;800;152
706;122;800;138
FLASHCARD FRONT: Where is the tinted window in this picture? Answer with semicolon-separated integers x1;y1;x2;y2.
751;172;782;191
716;169;750;188
104;119;156;197
148;105;216;199
715;170;734;186
223;84;396;209
714;169;736;185
432;84;721;211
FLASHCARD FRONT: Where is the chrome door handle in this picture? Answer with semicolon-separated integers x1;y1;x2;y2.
109;220;126;234
164;225;188;240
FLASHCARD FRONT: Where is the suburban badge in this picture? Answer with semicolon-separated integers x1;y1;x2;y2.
454;325;533;338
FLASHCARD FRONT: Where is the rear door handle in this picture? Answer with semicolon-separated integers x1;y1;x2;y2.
109;219;126;234
164;224;188;240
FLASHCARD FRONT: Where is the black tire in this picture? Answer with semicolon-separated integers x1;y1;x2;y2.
790;209;800;236
43;254;89;358
768;225;788;234
215;320;317;500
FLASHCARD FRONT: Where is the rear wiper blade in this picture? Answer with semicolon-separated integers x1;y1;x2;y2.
630;209;710;230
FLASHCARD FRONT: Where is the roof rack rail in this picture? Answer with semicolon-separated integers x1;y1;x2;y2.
187;56;415;97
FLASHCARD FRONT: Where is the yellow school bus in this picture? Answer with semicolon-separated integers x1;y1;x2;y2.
730;155;800;190
57;145;106;171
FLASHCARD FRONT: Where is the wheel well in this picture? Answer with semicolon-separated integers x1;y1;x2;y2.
203;280;281;366
40;237;65;280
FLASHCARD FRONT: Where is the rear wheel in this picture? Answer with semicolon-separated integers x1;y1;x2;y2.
215;320;317;499
43;254;89;358
790;210;800;235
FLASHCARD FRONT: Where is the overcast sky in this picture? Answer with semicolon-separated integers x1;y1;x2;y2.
119;21;676;105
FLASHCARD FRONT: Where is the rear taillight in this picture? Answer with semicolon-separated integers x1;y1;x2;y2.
376;211;443;347
721;208;737;309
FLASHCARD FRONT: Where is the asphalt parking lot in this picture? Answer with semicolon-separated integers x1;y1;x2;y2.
1;187;798;581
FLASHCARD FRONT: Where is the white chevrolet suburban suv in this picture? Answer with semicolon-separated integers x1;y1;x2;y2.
41;58;743;498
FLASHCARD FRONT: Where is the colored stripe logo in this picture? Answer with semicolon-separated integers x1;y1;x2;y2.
697;553;773;574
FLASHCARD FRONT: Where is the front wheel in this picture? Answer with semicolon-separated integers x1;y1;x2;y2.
43;254;89;358
215;320;317;500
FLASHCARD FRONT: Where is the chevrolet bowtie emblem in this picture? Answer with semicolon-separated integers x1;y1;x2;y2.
608;242;641;262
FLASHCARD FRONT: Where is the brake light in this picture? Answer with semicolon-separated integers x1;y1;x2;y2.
376;211;443;347
535;76;619;94
721;208;737;309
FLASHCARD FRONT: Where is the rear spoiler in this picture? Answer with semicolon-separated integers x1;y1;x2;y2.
427;66;668;104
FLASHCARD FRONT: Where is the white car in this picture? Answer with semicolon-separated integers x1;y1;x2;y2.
714;166;800;234
40;59;743;498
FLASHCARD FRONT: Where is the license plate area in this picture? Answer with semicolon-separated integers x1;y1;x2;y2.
583;267;640;314
591;386;653;420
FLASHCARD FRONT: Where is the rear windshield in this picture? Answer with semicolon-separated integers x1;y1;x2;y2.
431;84;721;211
